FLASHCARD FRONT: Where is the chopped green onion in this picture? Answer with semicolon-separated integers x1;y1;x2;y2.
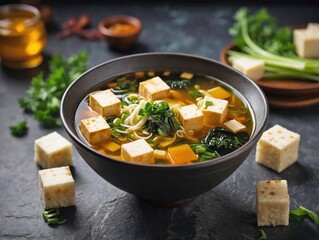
113;118;122;127
121;112;129;121
194;84;201;90
43;208;66;225
158;128;166;136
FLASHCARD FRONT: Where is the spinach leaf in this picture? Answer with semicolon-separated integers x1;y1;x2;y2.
164;79;191;89
139;101;180;136
203;127;249;155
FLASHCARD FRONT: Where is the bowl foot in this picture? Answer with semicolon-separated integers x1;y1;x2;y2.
139;197;195;208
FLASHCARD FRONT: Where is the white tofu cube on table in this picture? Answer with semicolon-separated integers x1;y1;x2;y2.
224;119;246;133
89;89;121;117
121;139;154;164
294;23;319;58
139;76;170;100
256;180;290;226
307;23;319;32
79;115;111;145
198;96;228;125
39;166;75;209
256;125;300;173
34;132;73;169
177;104;204;131
232;57;264;81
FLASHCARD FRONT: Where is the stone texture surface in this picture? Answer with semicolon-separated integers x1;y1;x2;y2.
1;2;319;240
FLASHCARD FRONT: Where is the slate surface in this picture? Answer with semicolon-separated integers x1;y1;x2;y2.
1;2;319;240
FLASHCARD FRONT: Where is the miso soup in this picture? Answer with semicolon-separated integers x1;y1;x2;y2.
75;70;254;165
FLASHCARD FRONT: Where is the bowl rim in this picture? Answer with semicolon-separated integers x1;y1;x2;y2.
61;52;269;170
98;15;142;38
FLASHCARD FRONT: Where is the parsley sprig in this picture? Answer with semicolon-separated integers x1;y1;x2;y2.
9;120;28;137
19;51;88;127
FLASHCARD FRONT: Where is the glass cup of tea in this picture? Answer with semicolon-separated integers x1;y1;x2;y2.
0;4;47;69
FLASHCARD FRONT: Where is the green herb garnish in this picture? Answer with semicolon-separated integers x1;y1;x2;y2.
113;80;138;93
19;51;88;127
9;120;28;137
228;8;319;81
257;229;267;240
188;89;202;99
203;100;213;109
43;208;66;225
290;206;319;226
139;101;180;136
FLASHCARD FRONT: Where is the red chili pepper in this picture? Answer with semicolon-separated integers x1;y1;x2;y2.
58;14;99;41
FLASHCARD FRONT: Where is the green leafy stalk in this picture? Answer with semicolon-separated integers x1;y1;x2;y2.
19;51;88;127
229;7;319;81
290;206;319;226
239;16;306;70
228;51;319;82
9;120;28;136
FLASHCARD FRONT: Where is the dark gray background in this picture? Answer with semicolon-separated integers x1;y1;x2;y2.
1;2;319;240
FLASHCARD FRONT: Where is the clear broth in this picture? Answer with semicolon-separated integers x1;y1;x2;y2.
75;70;254;164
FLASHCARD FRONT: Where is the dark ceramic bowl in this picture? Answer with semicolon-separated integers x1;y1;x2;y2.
98;15;142;50
61;53;268;206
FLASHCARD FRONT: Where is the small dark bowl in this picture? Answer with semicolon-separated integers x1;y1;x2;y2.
98;15;142;50
61;53;268;206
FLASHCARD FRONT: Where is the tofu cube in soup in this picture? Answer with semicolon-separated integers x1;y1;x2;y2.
139;76;170;100
89;89;121;117
177;104;203;131
39;166;75;209
121;139;155;164
80;115;111;145
34;132;73;169
256;180;290;226
180;72;193;80
256;125;300;173
198;96;228;125
224;119;246;133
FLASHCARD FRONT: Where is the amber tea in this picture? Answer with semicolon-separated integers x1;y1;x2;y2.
0;4;46;69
